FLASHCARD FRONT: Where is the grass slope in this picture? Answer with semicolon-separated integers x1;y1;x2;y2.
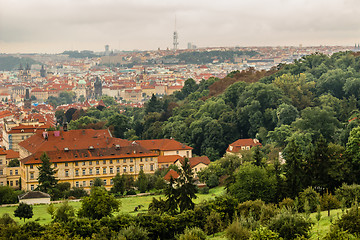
0;187;225;225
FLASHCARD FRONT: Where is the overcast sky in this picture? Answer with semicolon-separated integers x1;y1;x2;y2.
0;0;359;53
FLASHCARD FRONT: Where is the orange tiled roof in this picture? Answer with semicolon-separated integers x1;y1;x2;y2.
18;129;130;154
158;155;182;164
135;139;193;151
226;138;262;153
21;144;157;165
176;156;211;168
0;147;6;155
164;169;180;181
7;124;51;134
5;149;20;159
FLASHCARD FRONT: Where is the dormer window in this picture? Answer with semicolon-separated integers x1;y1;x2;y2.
89;146;94;150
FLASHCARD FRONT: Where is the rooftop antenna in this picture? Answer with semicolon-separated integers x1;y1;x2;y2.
173;15;179;51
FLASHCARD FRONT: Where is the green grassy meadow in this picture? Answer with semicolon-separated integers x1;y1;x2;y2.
0;187;226;225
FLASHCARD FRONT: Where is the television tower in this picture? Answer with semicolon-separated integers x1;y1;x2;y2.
173;16;179;50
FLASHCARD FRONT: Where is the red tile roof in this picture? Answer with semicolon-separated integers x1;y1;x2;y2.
226;138;262;153
158;155;182;164
21;144;157;165
135;139;193;151
5;149;19;159
176;156;211;168
0;147;6;155
164;169;180;181
18;129;130;154
7;124;51;134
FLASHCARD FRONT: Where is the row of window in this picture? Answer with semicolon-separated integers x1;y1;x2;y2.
29;178;114;190
64;165;154;177
0;169;18;175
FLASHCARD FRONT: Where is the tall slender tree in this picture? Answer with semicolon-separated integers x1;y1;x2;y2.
37;152;57;193
177;158;197;212
164;176;178;215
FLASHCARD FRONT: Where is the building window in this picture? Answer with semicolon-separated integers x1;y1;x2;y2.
30;165;33;169
82;161;86;166
176;151;179;154
54;163;57;167
246;146;250;150
0;170;3;175
130;166;133;172
187;151;189;157
89;161;92;165
140;158;143;162
123;159;126;163
150;158;153;161
110;179;113;185
89;168;93;175
75;162;78;166
31;185;34;190
145;158;148;162
75;170;79;176
103;168;106;174
150;164;154;171
103;179;107;185
10;181;13;186
90;180;93;186
0;160;2;165
83;181;86;187
123;166;127;173
65;162;68;167
110;160;113;164
117;167;120;173
82;169;86;175
195;168;197;172
75;181;79;187
110;167;113;174
140;165;143;171
65;170;69;177
116;159;120;163
103;160;106;164
15;170;18;175
9;170;12;175
96;168;100;174
15;180;19;186
30;172;34;179
130;158;133;163
96;161;99;165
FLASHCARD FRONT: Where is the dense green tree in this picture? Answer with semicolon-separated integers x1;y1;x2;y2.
8;159;19;167
136;169;148;193
37;152;57;193
177;158;197;212
14;203;33;222
78;186;120;219
164;176;178;215
106;114;129;138
111;173;126;195
228;164;276;203
0;186;18;204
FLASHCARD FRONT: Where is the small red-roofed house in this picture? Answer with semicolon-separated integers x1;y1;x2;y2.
135;139;193;158
226;138;262;157
163;169;180;182
158;155;182;169
175;156;211;178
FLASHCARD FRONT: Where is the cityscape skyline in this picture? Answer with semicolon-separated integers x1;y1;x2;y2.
0;0;359;54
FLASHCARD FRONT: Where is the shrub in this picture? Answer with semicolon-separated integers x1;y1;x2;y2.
335;183;360;207
298;187;320;212
225;220;251;240
323;225;357;240
67;187;88;199
126;189;137;195
237;199;265;221
334;204;360;235
251;226;282;240
118;224;149;240
268;210;313;240
0;213;16;226
177;227;206;240
279;198;295;211
0;186;18;204
260;203;279;225
54;201;75;222
199;186;209;194
206;174;219;188
205;211;222;236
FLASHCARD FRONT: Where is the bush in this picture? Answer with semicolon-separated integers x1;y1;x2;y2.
260;203;279;225
237;199;265;221
199;186;209;194
118;224;149;240
335;183;360;207
126;189;137;195
334;204;360;235
268;210;313;240
206;174;219;188
54;201;75;222
0;186;18;204
225;220;251;240
177;227;206;240
279;198;295;211
320;191;340;216
298;187;320;212
323;225;357;240
67;187;88;199
0;213;16;225
205;211;222;236
251;226;282;240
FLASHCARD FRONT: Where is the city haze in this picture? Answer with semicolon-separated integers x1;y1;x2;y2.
0;0;359;53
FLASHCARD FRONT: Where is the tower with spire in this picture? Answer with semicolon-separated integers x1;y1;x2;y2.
40;64;47;78
24;88;31;109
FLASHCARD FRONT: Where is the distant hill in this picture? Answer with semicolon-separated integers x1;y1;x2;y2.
62;50;99;58
161;50;258;65
0;56;39;71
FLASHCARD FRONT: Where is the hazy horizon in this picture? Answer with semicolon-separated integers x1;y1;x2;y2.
0;0;359;54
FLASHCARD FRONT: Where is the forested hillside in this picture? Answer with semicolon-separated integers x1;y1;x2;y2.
0;56;39;71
